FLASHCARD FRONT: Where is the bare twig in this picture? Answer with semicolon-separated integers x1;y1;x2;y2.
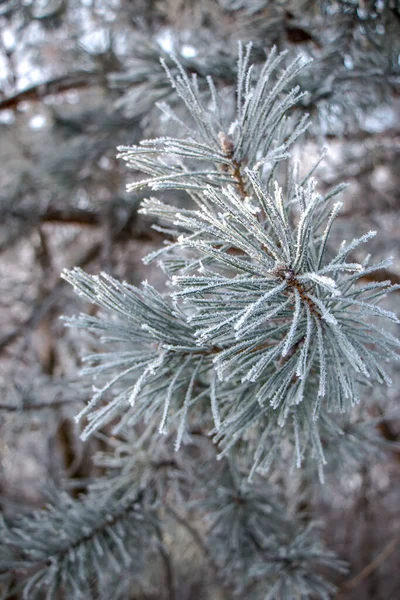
0;71;103;111
40;208;101;227
165;502;223;589
336;536;399;597
165;504;212;565
0;242;102;354
0;398;82;412
152;520;176;600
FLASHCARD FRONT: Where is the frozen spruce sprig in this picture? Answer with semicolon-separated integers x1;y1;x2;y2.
63;44;399;479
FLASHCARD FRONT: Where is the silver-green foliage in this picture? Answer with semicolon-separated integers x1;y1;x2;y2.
63;43;399;479
0;454;346;600
0;490;155;600
191;462;347;599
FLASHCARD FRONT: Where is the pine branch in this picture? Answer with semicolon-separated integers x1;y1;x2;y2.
0;490;156;599
65;44;399;480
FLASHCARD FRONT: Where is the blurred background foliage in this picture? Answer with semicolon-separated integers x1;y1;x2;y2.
0;1;399;598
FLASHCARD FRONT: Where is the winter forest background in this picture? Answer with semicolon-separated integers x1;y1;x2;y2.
0;1;399;599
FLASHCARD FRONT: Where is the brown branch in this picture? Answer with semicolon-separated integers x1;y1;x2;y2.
0;398;82;412
231;159;247;197
152;520;176;600
274;264;321;317
336;536;399;597
165;503;225;593
0;71;103;111
0;285;65;353
372;404;400;463
40;208;167;247
166;504;213;566
0;241;102;354
359;269;400;288
40;208;101;227
218;131;247;198
325;128;400;142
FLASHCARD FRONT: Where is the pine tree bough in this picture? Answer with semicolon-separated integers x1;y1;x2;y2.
0;490;159;599
7;41;392;599
62;44;399;478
